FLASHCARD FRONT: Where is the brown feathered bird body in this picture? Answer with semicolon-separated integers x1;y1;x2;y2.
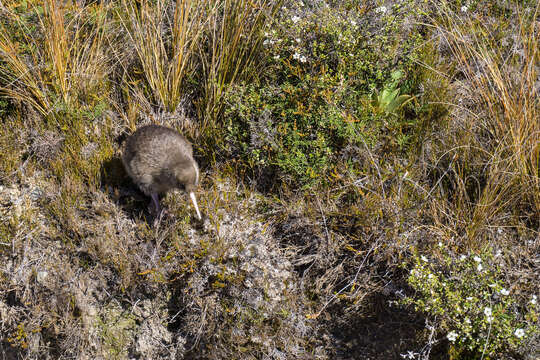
122;125;201;219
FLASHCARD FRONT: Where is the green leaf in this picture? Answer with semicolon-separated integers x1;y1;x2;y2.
390;69;403;81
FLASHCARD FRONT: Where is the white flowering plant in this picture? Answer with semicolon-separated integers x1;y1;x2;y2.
452;0;481;13
223;0;427;186
402;245;538;357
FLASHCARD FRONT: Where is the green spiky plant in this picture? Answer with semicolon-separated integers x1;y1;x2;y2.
373;70;414;116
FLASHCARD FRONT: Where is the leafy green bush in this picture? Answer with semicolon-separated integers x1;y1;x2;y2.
403;245;538;358
223;1;427;187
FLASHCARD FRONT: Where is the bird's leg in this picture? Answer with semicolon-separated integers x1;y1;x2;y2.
150;192;169;223
150;192;161;215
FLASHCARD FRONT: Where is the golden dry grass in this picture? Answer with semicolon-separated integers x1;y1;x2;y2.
0;0;110;119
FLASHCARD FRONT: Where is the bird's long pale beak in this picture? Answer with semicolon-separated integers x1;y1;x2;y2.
189;192;202;220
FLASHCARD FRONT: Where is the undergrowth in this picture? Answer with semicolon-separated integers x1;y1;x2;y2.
223;0;428;187
0;0;538;359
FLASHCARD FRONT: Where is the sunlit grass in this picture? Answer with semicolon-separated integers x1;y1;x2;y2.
432;2;539;241
118;0;205;116
197;0;281;131
0;0;111;120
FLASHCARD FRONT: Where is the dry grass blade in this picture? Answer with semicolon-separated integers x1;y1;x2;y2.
119;0;205;113
42;0;69;104
435;2;540;237
0;0;111;118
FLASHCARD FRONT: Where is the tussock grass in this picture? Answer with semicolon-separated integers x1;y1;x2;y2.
431;2;539;241
0;0;111;120
394;3;540;356
197;0;281;131
119;0;205;116
116;0;279;139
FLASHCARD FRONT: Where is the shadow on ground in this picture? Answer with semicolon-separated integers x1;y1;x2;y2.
100;157;155;225
324;292;448;360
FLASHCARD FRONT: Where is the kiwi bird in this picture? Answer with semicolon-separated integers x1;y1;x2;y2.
122;124;202;220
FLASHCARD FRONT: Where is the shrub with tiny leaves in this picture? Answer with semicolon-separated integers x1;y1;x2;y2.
224;0;427;187
402;245;538;357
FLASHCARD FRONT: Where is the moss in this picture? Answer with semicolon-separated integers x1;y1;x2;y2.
97;305;136;359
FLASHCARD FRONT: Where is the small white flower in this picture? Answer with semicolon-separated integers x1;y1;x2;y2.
376;6;387;14
464;318;471;324
484;307;493;322
421;255;428;262
497;228;503;234
263;39;270;46
500;288;510;296
447;330;458;342
473;256;482;262
514;328;525;338
299;1;304;6
438;242;443;247
293;52;300;60
460;254;467;261
531;295;537;305
495;250;502;257
477;263;483;271
466;297;473;301
461;5;468;12
488;283;497;288
295;38;301;43
273;54;280;60
351;20;357;27
291;15;301;24
403;351;415;360
299;55;307;63
428;274;434;279
264;32;270;37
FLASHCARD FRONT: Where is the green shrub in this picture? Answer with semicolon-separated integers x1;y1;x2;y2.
223;1;427;187
402;245;538;358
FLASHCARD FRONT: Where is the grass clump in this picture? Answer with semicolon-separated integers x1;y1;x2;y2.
0;0;112;119
424;2;539;237
118;0;205;115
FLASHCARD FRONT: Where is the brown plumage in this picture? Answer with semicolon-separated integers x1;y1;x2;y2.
122;124;201;220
